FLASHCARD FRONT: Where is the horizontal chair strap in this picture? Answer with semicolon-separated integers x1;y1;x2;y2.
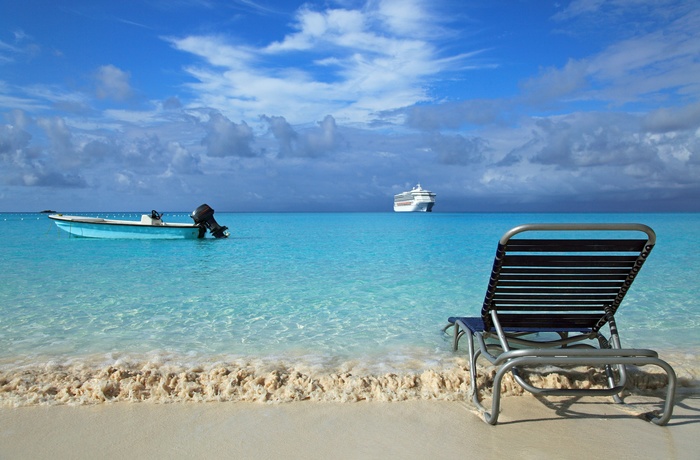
494;347;660;365
500;268;633;275
505;238;647;252
495;290;626;297
503;255;639;267
497;280;626;287
491;298;615;304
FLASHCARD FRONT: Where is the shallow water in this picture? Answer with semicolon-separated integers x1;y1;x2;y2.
1;212;698;404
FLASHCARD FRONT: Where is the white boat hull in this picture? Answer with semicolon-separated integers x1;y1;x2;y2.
393;202;434;212
50;215;201;239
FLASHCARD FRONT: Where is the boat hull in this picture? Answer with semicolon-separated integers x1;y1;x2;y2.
393;202;434;212
50;216;201;239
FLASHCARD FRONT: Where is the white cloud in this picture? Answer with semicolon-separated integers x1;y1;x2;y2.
261;114;340;158
170;35;255;69
643;101;700;132
165;141;201;175
167;0;478;124
264;7;367;52
0;82;91;114
95;65;134;101
0;90;50;112
201;112;255;157
375;0;434;36
519;59;589;105
518;6;700;108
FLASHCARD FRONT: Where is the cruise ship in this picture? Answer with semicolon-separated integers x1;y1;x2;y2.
393;184;436;212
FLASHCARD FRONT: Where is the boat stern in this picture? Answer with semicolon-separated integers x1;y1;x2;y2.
191;204;229;238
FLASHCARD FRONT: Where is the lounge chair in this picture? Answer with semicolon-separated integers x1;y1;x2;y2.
444;223;676;425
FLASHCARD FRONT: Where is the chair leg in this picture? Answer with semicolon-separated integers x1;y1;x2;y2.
466;331;497;423
466;331;478;399
598;327;627;404
647;359;677;426
453;322;460;351
483;358;510;425
604;364;624;404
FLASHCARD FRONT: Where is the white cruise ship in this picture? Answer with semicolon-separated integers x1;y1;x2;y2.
393;184;436;212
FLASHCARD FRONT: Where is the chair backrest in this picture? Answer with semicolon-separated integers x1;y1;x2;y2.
481;223;655;332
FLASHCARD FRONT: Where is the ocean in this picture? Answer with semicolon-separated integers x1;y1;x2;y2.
1;212;698;404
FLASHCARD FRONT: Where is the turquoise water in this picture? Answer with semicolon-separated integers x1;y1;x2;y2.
0;212;698;403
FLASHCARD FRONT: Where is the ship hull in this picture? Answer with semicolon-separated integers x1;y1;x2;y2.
393;202;434;212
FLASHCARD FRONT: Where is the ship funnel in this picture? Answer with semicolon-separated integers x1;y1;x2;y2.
191;204;229;238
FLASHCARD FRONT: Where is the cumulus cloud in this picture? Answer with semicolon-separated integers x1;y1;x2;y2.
122;134;166;166
95;65;134;101
642;101;700;133
36;116;74;162
520;114;658;169
201;112;255;157
81;139;118;163
166;141;201;175
0;110;33;159
487;110;700;204
261;115;298;157
428;132;489;165
305;114;340;156
20;171;86;187
262;114;340;158
0;111;87;188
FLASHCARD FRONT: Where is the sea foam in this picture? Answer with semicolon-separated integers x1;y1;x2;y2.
0;358;688;407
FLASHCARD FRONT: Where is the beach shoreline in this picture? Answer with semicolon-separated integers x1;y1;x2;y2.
2;395;698;459
2;357;694;406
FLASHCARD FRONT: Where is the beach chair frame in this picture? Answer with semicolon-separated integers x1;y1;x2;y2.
445;223;676;425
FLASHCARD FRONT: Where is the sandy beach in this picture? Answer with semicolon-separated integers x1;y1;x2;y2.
1;393;698;459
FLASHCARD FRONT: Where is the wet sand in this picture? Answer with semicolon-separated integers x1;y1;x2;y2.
1;394;698;459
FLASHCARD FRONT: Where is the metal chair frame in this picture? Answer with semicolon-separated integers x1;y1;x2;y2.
445;223;676;425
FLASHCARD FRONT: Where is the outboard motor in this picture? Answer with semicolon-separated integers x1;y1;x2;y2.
191;204;229;238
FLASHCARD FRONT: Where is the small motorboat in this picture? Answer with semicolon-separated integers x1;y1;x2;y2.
49;204;229;239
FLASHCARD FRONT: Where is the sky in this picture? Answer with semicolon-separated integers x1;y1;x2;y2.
1;0;699;213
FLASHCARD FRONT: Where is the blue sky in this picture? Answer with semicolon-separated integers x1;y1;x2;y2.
1;0;699;212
